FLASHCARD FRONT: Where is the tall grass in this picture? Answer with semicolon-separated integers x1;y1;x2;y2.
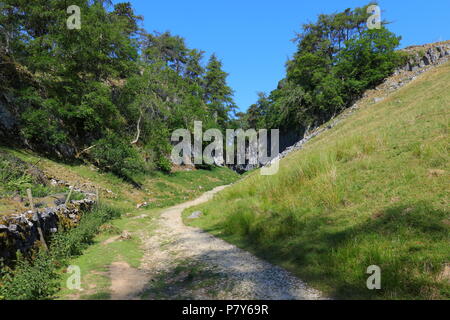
185;62;450;299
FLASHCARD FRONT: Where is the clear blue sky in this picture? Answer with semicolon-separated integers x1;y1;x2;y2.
113;0;450;112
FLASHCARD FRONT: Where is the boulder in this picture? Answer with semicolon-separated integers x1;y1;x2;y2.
120;230;132;240
188;211;203;219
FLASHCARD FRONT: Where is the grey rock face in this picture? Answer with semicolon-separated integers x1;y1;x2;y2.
0;196;96;261
0;100;17;131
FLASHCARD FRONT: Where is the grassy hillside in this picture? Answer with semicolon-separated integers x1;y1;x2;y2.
185;62;450;299
0;147;239;214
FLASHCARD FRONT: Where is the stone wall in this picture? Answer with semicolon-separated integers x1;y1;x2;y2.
0;194;96;261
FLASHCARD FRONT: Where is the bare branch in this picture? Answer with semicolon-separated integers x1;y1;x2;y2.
130;111;142;145
75;145;97;158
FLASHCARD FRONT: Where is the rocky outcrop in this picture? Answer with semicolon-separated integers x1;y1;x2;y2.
0;151;100;262
0;99;17;137
400;42;450;72
0;152;102;262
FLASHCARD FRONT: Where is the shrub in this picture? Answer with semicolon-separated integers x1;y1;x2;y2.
90;133;146;179
336;28;402;99
156;156;172;173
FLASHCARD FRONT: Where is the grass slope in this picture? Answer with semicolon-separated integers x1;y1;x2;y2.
185;62;450;299
0;147;239;213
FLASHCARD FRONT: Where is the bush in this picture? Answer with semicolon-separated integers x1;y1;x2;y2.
336;28;402;98
156;156;172;173
0;252;60;300
91;133;146;179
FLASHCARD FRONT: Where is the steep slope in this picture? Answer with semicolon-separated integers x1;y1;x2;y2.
185;61;450;299
0;147;239;215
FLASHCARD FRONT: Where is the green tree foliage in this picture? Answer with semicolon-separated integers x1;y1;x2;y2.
204;54;237;127
0;1;237;175
90;133;145;179
335;28;402;100
239;3;403;139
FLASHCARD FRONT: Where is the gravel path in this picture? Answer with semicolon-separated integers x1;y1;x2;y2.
111;186;324;300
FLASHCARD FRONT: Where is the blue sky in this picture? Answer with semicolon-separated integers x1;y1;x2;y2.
113;0;450;112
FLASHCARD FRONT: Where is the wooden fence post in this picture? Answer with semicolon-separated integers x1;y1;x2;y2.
96;188;99;207
65;186;73;206
27;188;48;251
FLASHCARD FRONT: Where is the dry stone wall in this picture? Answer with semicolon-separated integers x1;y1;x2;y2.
0;186;96;261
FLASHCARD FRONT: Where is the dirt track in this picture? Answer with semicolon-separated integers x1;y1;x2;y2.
109;186;324;300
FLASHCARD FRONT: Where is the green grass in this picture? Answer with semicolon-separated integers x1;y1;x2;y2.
57;209;160;300
140;260;224;300
184;62;450;300
0;151;72;215
0;147;239;213
0;152;65;199
140;167;239;208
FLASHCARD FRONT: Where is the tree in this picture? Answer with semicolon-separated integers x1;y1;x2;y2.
336;28;401;100
111;2;143;36
203;54;236;127
241;2;402;138
144;31;189;74
0;1;238;175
